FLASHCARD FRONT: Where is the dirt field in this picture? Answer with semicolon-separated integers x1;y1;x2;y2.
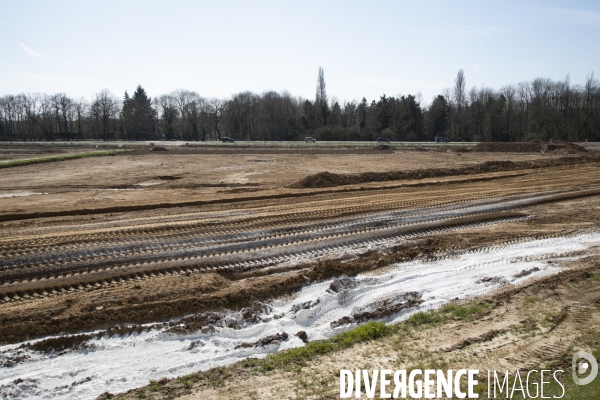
0;143;599;399
0;146;566;217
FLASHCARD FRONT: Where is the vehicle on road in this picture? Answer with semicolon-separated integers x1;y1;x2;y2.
221;137;235;143
304;137;317;143
435;136;451;143
377;137;391;143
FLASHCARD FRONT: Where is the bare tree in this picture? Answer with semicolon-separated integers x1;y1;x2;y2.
91;89;120;141
315;66;329;126
453;69;466;138
158;94;178;140
74;97;88;140
51;94;75;140
209;98;224;140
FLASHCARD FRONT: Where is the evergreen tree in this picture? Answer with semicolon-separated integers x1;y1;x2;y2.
122;85;156;140
429;95;449;138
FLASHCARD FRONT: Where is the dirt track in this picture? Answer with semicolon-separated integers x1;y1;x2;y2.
1;145;600;345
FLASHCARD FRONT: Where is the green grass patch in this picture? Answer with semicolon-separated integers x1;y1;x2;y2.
407;310;444;326
179;373;195;390
147;380;160;392
0;150;125;169
407;301;493;328
241;321;397;373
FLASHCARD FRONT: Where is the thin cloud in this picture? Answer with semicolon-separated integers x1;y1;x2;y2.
529;6;600;25
19;42;47;57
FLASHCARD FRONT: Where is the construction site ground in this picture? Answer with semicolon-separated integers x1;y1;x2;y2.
0;143;599;399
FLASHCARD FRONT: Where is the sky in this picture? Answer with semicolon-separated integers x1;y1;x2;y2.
1;0;599;106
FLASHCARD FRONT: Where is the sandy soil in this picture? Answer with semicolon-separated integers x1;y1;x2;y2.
0;144;599;399
1;155;600;344
0;147;558;217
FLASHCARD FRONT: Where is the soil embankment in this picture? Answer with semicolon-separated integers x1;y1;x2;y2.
291;154;597;189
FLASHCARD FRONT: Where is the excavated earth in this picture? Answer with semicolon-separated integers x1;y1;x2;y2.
0;144;599;399
0;147;599;344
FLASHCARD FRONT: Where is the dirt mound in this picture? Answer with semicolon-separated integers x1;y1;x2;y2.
293;171;346;188
22;333;95;353
472;141;587;153
290;154;599;189
473;142;545;152
375;144;391;150
295;331;309;343
329;277;358;292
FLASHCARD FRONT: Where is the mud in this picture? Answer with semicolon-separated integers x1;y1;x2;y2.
328;277;358;293
163;301;275;335
513;266;541;278
0;352;30;368
234;332;289;349
330;291;423;328
290;154;599;188
22;333;96;353
295;331;309;344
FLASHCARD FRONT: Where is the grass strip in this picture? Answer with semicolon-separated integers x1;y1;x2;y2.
240;321;397;373
0;151;125;169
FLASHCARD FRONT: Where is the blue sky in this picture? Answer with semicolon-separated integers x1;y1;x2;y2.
1;0;599;105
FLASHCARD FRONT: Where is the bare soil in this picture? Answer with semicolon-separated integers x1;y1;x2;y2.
0;146;599;344
472;141;588;154
0;146;564;217
0;144;599;399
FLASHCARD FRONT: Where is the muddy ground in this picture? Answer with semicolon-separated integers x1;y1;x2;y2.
0;143;599;398
110;258;600;400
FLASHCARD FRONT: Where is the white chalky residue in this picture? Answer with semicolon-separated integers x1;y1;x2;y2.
1;232;599;400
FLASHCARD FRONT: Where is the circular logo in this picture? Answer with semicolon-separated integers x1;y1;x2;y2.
572;351;598;386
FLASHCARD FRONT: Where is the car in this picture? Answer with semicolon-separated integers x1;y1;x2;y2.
377;137;391;143
221;137;235;143
435;136;451;143
304;137;317;143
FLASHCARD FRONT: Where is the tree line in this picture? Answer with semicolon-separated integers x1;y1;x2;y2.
1;69;600;142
